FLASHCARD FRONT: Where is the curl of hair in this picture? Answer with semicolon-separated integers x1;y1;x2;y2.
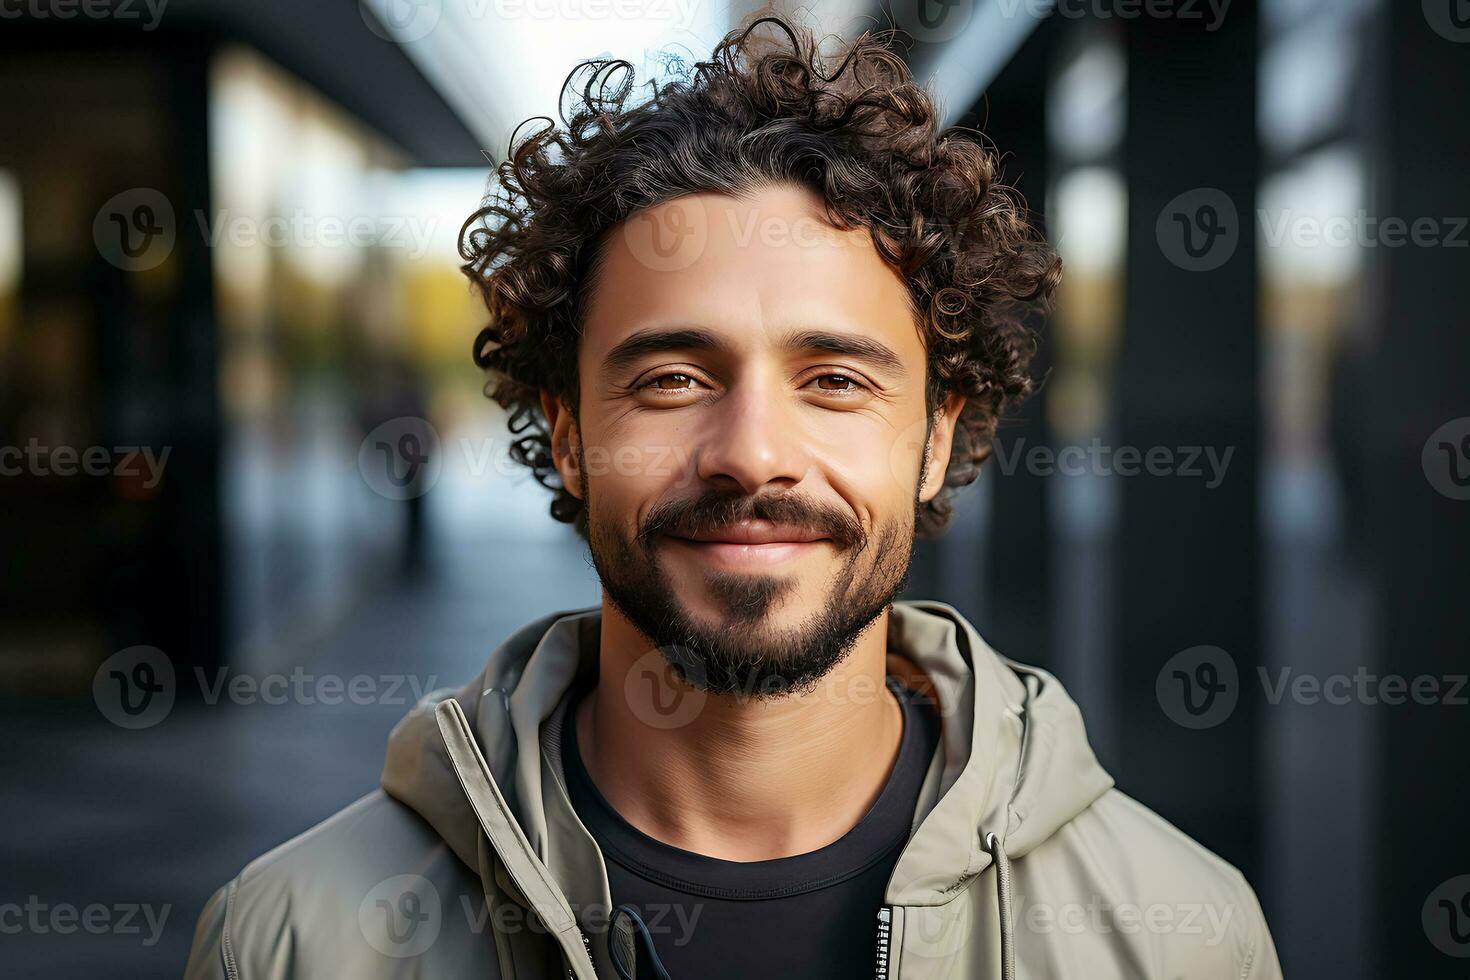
461;15;1060;539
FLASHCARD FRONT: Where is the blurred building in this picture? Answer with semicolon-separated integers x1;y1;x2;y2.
0;2;487;687
902;3;1470;978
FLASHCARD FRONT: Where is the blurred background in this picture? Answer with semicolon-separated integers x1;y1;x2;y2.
1;0;1466;976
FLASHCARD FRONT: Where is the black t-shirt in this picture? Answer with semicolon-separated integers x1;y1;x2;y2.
562;677;941;979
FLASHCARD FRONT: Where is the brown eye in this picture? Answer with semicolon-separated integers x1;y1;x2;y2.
644;373;700;391
813;374;858;391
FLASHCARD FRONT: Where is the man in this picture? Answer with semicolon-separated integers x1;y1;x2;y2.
186;16;1281;979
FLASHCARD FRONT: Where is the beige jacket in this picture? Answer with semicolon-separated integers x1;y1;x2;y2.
184;600;1282;978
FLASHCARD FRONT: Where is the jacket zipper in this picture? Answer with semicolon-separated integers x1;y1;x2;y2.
874;905;893;980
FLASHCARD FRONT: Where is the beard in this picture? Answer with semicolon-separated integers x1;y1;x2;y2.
579;440;929;700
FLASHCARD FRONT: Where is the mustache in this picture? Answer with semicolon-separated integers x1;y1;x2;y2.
637;489;867;553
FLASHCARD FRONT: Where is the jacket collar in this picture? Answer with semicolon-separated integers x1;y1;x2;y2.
383;600;1114;911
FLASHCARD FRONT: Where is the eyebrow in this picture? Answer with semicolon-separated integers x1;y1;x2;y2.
601;326;908;378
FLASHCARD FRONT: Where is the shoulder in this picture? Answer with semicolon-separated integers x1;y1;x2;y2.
1017;788;1282;979
184;791;492;980
1062;788;1261;909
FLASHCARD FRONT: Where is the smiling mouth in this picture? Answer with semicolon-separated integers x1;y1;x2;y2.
664;520;833;570
665;536;831;570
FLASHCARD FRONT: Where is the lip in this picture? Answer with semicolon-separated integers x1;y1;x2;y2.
677;519;829;545
664;537;829;570
665;520;831;570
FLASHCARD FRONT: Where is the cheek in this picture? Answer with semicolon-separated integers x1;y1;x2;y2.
820;415;931;516
580;421;694;514
875;415;933;499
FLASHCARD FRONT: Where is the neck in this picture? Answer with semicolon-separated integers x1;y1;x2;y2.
577;599;904;862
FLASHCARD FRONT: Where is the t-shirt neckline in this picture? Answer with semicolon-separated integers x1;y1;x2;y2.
560;675;940;901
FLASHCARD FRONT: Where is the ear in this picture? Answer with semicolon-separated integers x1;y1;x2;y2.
919;392;967;503
539;389;583;501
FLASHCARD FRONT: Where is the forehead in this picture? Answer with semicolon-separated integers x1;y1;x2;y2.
581;183;923;369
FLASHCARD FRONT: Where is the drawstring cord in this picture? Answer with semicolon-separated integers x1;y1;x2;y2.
607;905;673;980
983;832;1016;980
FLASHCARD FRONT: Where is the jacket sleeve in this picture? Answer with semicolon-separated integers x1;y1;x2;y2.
1238;874;1284;980
183;881;235;980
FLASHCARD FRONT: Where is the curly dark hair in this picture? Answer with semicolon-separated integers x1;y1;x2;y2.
460;14;1059;540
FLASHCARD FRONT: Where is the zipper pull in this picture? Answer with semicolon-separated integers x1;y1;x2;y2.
874;905;893;979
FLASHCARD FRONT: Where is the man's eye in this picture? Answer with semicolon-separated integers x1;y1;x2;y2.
810;373;863;392
640;373;702;392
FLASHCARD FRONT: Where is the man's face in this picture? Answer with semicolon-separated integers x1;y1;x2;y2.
544;182;964;697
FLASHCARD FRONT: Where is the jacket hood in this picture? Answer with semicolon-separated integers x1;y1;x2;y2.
381;599;1114;909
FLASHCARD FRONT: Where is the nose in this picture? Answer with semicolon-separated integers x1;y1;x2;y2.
693;377;813;496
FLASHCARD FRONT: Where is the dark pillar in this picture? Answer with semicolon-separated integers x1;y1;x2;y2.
168;38;224;670
94;33;223;673
1360;3;1470;975
1116;0;1261;886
